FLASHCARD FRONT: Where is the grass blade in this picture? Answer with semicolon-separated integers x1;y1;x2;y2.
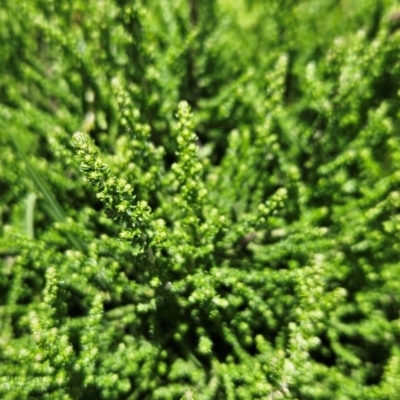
7;130;86;252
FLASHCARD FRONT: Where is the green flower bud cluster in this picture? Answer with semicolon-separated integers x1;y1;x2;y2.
72;131;166;252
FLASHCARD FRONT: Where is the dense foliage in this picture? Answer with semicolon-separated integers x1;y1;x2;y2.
1;0;400;399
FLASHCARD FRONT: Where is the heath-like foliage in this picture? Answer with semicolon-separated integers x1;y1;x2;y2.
1;0;400;399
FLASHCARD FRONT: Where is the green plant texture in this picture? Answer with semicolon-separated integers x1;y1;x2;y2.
1;0;400;399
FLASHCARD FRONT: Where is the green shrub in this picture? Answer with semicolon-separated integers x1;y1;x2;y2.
1;0;400;399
